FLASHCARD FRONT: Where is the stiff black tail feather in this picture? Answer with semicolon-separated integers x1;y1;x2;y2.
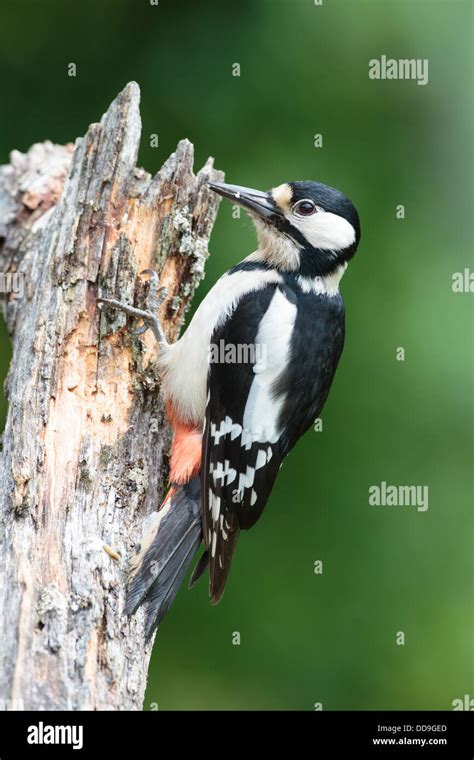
188;550;209;589
125;478;202;639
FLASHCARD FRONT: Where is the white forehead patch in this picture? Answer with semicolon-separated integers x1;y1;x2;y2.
291;210;356;252
271;183;293;212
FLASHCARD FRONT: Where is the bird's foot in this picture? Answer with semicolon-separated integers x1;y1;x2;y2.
98;269;169;347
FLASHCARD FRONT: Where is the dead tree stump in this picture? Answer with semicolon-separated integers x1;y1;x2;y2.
0;81;223;710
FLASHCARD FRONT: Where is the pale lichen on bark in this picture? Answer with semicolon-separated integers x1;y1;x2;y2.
0;82;223;710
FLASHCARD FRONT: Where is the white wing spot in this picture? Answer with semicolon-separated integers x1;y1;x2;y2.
224;460;237;485
238;466;255;493
211;416;243;444
212;459;237;486
210;490;221;522
211;530;217;558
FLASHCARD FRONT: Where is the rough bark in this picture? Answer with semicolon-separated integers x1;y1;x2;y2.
0;81;223;710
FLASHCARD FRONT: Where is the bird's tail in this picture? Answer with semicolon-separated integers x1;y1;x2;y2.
125;478;202;639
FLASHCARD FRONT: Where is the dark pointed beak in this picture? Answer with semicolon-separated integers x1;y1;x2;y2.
208;182;283;220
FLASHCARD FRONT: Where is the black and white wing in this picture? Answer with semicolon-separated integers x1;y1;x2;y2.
201;282;299;603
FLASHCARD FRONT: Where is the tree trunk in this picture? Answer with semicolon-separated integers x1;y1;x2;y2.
0;82;223;711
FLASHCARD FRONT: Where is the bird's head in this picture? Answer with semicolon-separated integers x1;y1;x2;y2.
209;180;360;277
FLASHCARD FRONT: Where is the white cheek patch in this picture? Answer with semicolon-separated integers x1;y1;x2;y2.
292;211;356;251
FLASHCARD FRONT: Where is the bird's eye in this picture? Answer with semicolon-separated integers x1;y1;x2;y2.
293;199;318;216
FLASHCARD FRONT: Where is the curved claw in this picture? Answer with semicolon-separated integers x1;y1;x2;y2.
140;270;168;312
129;321;150;336
156;286;168;308
98;274;169;347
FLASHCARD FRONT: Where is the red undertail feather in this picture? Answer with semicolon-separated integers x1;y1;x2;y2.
166;401;202;485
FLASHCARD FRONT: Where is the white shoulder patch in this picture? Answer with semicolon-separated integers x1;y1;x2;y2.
242;287;297;444
160;267;282;426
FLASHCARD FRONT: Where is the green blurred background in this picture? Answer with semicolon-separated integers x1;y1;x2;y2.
1;0;472;710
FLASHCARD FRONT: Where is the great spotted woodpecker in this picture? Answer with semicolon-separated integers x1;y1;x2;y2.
99;180;361;638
